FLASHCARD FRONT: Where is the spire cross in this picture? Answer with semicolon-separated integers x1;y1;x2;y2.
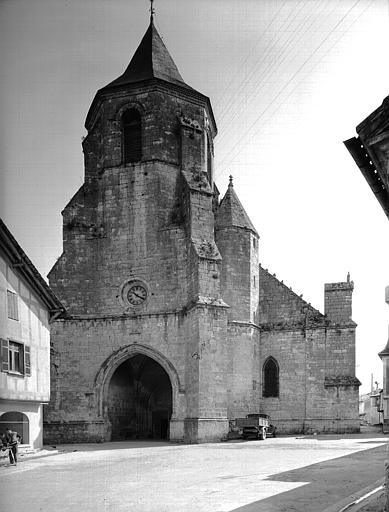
150;0;155;21
229;175;234;187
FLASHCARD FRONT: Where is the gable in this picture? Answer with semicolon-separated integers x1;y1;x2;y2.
257;265;324;328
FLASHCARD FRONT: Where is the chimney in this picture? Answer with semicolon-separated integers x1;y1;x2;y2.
324;274;354;323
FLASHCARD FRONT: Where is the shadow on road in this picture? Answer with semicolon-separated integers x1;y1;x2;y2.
230;444;387;512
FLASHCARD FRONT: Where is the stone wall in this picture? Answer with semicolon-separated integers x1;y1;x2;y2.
258;322;359;433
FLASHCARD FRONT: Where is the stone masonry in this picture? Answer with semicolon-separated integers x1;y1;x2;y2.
44;17;360;443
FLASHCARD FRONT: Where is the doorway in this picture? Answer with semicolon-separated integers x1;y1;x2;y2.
107;354;172;440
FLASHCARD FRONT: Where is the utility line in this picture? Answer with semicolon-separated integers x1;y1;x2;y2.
216;0;370;183
215;0;364;177
215;0;342;155
214;0;289;119
216;0;308;125
216;0;333;145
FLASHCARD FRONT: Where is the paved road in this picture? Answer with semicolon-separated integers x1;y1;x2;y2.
0;435;387;512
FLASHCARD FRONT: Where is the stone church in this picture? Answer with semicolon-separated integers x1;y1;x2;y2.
44;16;360;443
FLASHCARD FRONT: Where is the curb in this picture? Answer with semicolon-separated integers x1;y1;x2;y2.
338;484;384;512
343;487;385;512
321;478;385;512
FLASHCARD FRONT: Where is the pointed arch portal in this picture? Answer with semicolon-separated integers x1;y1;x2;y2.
108;354;172;440
95;345;182;441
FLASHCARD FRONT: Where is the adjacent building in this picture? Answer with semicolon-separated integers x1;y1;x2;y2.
0;220;64;448
345;94;389;432
43;17;361;444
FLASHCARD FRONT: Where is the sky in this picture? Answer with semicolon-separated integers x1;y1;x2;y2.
1;0;388;394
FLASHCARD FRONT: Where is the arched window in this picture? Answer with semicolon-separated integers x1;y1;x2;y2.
263;357;279;397
0;411;29;444
123;109;141;163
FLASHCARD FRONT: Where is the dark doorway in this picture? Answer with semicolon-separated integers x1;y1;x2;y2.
107;355;172;441
0;411;29;444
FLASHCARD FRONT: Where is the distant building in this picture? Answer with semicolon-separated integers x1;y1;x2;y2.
0;220;64;449
359;388;382;426
44;16;361;444
345;94;389;432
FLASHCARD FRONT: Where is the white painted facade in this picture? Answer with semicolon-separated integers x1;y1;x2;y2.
0;220;64;449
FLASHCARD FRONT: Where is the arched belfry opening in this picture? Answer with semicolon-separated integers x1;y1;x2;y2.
122;108;142;163
107;354;172;440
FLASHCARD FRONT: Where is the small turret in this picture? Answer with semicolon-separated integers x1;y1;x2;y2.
215;177;259;322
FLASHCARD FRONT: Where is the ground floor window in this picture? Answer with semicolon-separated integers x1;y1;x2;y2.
0;411;29;444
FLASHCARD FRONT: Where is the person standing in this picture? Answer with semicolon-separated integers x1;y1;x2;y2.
4;427;20;466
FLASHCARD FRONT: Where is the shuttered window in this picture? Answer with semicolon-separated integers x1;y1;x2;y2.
1;339;9;372
0;339;30;376
7;290;19;320
123;109;141;163
24;345;31;376
263;357;279;397
9;341;23;373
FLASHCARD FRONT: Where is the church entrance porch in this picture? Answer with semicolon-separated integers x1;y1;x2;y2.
107;354;172;440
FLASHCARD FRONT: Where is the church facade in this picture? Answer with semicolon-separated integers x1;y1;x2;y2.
44;19;360;443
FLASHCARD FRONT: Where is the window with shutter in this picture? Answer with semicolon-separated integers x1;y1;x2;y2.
24;346;31;376
123;109;141;163
1;338;9;372
9;341;23;373
0;339;29;376
263;357;279;397
7;290;19;320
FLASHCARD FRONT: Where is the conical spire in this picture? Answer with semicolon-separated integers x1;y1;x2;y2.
104;18;192;90
215;177;258;235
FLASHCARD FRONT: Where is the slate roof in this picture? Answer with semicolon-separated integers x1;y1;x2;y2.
85;17;217;135
104;18;193;91
215;179;258;235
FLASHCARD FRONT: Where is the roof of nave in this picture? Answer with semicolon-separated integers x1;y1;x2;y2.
0;219;66;320
104;18;193;91
215;177;258;236
257;265;326;328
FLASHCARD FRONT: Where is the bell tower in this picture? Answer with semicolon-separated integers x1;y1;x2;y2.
46;13;230;443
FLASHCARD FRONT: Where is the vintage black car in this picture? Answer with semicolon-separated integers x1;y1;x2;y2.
235;413;276;440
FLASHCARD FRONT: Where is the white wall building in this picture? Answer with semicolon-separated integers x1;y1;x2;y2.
0;219;64;449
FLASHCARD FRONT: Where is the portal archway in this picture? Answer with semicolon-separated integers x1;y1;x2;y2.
95;344;183;441
107;354;172;440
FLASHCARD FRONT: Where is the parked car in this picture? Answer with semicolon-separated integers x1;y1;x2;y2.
235;413;276;440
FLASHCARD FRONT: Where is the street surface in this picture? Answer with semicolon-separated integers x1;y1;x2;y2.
0;434;387;512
